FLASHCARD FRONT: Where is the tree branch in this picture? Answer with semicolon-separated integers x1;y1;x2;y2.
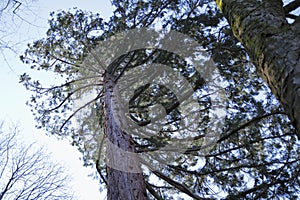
284;0;300;14
141;159;210;200
217;111;286;143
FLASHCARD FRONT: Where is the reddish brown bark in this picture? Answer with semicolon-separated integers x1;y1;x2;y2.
103;73;149;200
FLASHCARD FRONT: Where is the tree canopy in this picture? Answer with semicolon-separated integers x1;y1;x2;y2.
20;0;300;199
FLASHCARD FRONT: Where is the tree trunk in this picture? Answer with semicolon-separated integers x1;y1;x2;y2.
215;0;300;136
103;73;149;200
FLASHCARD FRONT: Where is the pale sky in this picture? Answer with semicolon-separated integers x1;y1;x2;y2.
0;0;113;199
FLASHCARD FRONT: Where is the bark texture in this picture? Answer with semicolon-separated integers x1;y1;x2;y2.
215;0;300;136
103;73;149;200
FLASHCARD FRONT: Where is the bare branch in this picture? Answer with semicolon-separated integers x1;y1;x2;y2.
0;122;74;200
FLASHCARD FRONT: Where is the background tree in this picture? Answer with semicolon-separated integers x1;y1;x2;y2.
0;122;74;200
0;0;39;54
215;0;300;136
20;0;300;199
0;0;20;50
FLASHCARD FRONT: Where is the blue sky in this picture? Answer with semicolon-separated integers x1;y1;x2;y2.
0;0;113;199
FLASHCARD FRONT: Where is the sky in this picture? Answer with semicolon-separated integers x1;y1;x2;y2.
0;0;114;199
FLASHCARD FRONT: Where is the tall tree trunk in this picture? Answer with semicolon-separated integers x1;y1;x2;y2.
103;73;149;200
215;0;300;136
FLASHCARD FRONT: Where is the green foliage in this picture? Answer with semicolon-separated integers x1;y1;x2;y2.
20;1;300;199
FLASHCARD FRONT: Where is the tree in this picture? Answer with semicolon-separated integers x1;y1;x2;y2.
20;1;300;199
0;122;74;200
0;0;38;53
214;0;300;136
0;0;21;15
0;0;20;50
